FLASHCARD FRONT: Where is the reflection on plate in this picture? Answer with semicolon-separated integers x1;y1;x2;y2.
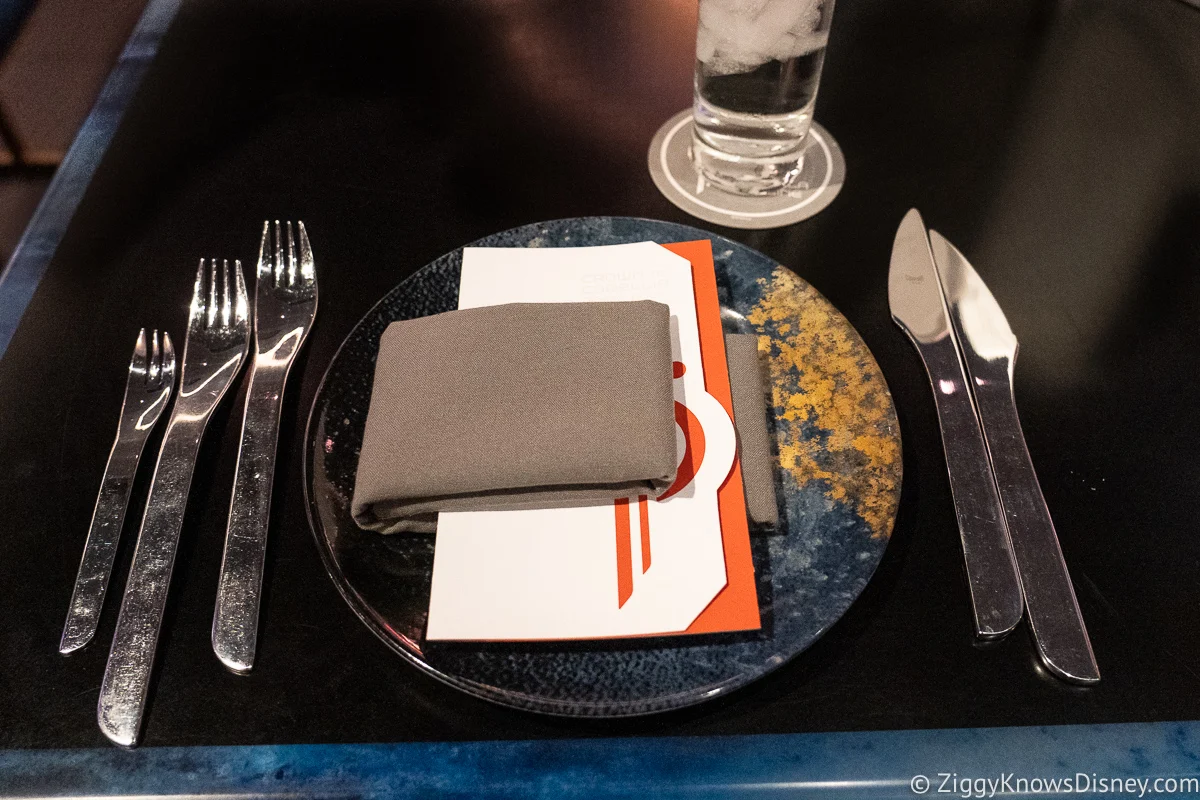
304;216;901;717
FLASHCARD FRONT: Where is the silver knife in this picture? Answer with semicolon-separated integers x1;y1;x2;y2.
929;229;1100;684
889;209;1024;639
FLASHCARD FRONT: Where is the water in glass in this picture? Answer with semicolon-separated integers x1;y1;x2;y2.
692;0;835;195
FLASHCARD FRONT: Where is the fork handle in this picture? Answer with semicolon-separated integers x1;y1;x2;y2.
97;412;207;747
211;357;290;673
60;427;152;654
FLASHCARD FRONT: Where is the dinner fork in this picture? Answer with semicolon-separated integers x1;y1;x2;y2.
59;329;175;654
212;220;317;674
98;259;250;748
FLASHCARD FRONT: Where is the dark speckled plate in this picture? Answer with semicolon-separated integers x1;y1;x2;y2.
304;217;901;717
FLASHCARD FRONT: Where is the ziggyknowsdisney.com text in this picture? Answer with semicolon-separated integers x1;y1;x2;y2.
909;772;1200;798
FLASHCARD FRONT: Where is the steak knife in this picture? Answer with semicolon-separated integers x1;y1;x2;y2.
929;229;1100;684
889;208;1024;639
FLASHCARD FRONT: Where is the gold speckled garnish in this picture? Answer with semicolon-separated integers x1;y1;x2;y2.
747;268;901;538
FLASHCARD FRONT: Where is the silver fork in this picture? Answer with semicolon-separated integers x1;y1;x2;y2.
60;329;175;654
98;259;250;748
212;221;317;674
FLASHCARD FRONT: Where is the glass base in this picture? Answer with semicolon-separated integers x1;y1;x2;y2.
647;109;845;230
690;95;816;196
690;129;809;196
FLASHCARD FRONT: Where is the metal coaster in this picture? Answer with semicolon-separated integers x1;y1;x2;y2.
648;109;845;230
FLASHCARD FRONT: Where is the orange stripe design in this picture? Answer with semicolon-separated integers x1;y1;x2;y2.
638;495;651;573
614;498;633;608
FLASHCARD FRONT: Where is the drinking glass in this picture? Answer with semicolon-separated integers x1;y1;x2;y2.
691;0;836;195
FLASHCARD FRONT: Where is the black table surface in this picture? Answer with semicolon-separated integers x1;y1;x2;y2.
2;0;1199;749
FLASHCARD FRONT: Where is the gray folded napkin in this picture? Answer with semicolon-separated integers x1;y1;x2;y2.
351;301;677;533
725;333;779;526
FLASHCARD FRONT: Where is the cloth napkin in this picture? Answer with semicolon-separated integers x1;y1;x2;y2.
725;333;779;526
351;301;677;533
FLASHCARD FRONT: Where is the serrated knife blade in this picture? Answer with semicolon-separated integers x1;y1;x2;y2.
889;208;1024;639
930;229;1100;684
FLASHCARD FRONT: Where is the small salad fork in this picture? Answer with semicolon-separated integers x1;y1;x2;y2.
98;259;250;747
60;329;174;655
212;221;317;674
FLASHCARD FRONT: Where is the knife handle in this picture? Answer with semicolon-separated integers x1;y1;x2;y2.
916;337;1024;638
212;357;289;674
973;379;1100;684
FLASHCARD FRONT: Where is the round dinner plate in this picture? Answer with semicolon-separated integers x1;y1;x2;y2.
304;217;901;717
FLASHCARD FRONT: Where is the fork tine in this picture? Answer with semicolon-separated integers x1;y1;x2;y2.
131;328;148;376
221;260;232;328
207;259;218;329
286;221;297;288
149;330;161;384
256;221;271;284
273;220;283;288
233;259;248;325
162;331;176;380
297;221;315;285
190;260;207;328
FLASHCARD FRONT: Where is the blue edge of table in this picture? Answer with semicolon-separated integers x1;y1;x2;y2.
2;0;1199;796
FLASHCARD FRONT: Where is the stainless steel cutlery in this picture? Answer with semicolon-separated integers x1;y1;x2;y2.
60;329;175;655
889;211;1024;639
212;221;317;674
929;230;1099;684
60;210;1094;749
98;259;251;747
79;221;318;745
889;208;1099;684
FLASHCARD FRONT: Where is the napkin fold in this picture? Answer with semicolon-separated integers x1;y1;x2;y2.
725;333;779;526
351;301;677;533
